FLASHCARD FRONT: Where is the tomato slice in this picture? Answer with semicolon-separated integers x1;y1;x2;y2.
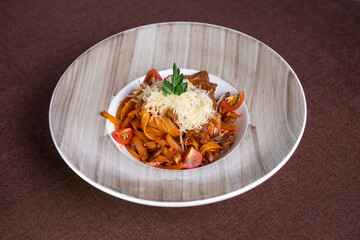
221;92;244;111
112;128;134;145
144;69;162;85
183;146;203;169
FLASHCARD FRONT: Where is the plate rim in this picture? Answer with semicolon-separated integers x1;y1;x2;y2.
49;21;307;207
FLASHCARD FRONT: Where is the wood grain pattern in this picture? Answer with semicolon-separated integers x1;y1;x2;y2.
49;22;306;206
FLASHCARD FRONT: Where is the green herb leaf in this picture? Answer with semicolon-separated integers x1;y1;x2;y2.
162;63;187;96
182;82;188;92
172;63;183;87
174;82;188;95
161;80;173;96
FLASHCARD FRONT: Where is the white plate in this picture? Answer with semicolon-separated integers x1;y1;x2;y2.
49;22;306;207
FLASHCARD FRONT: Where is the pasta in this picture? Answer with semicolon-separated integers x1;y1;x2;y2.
102;65;244;169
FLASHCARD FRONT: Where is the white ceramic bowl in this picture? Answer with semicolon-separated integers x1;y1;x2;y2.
106;68;249;165
49;22;306;207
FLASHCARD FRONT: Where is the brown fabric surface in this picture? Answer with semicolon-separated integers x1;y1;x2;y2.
1;0;359;239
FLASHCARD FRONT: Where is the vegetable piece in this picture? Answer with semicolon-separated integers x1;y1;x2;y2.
145;141;158;151
112;128;134;145
182;146;203;169
226;111;242;118
161;80;174;95
161;63;188;96
199;141;223;155
221;121;237;132
221;92;244;111
173;152;182;164
132;136;148;161
161;147;173;159
216;92;230;113
130;141;137;151
144;69;162;85
185;138;199;150
125;144;140;159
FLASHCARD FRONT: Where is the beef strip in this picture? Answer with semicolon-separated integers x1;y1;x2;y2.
185;71;217;108
185;124;209;144
148;147;163;162
219;132;236;149
205;151;215;163
186;71;216;94
222;115;236;124
211;148;222;160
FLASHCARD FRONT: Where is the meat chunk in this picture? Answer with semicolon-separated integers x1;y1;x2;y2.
185;124;209;144
220;132;236;149
186;71;217;107
222;111;240;124
186;71;216;93
186;132;208;145
222;115;236;124
211;148;222;160
205;151;215;163
148;148;163;162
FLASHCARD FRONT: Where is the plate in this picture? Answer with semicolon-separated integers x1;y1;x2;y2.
49;22;306;207
106;69;249;165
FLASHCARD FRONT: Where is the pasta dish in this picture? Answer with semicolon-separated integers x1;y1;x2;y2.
102;64;244;169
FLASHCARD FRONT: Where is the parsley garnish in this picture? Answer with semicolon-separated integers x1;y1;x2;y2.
162;63;188;96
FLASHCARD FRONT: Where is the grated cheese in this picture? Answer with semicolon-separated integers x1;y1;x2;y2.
138;79;215;131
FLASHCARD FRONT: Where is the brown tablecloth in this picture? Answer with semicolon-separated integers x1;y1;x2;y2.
1;0;359;239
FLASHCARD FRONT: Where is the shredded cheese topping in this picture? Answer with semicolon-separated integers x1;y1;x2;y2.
139;79;215;131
